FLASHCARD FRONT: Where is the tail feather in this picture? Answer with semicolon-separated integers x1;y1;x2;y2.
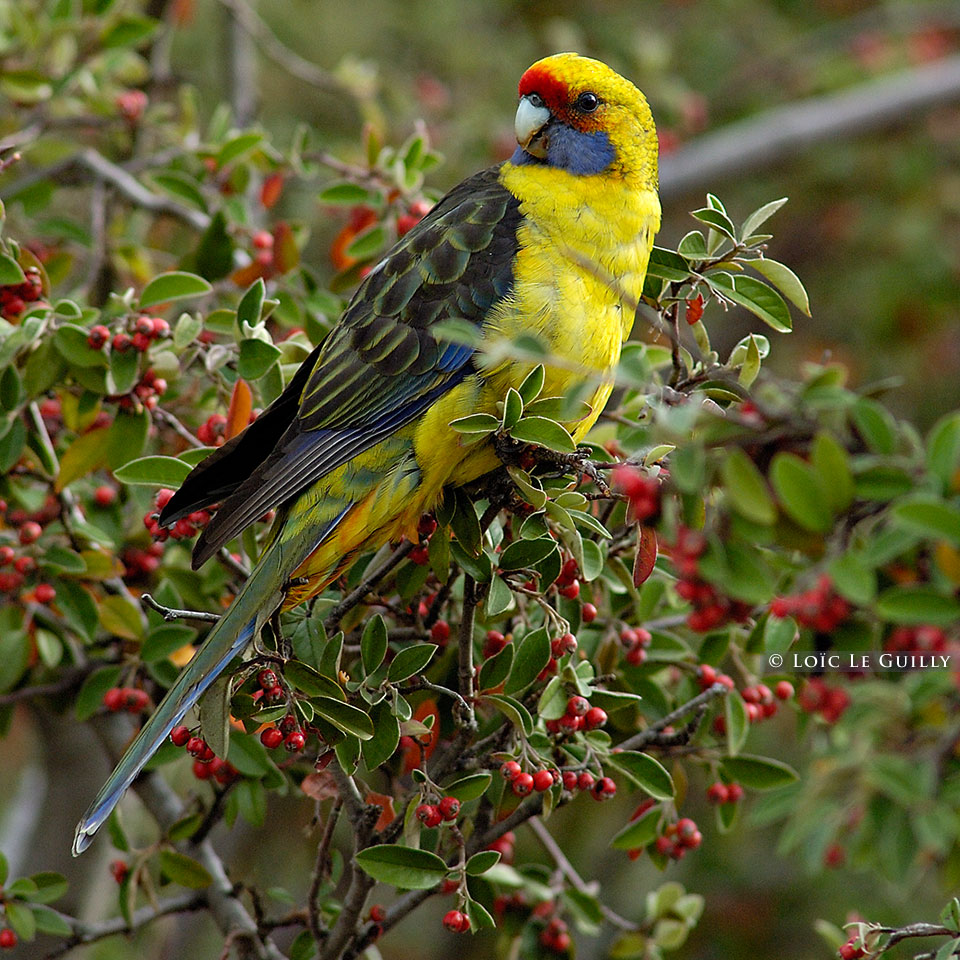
72;536;293;856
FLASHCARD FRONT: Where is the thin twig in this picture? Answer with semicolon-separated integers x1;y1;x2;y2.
308;800;341;944
529;817;638;931
618;682;729;752
142;593;222;624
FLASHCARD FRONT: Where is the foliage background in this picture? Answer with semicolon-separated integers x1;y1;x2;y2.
1;0;959;959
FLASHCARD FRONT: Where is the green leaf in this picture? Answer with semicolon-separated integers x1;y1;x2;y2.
0;254;25;285
875;587;960;626
114;455;191;487
361;700;400;769
318;182;375;204
449;413;499;434
148;171;208;212
101;14;158;47
361;614;388;675
503;627;550;695
200;675;231;760
477;643;513;692
236;277;266;329
712;273;792;333
764;615;797;654
677;230;707;259
195;210;233;281
692;206;737;240
725;691;749;756
98;594;144;640
501;388;524;430
0;851;6;886
238;338;281;380
851;398;897;455
466;850;500;875
892;498;960;546
106;407;150;471
216;132;265;168
646;246;690;282
353;844;447;889
388;643;437;682
283;662;345;700
741;197;788;238
75;665;122;721
168;813;204;843
721;448;776;525
720;754;799;789
810;431;854;513
5;900;36;941
311;697;374;739
31;906;73;938
748;258;810;315
24;872;68;904
510;416;576;453
446;772;493;802
498;537;559;571
52;324;108;368
828;552;877;605
345;224;387;261
484;693;534;735
140;271;212;309
606;751;674;799
769;452;832;533
518;364;545;403
485;575;513;617
610;807;662;850
158;850;213;889
926;412;960;492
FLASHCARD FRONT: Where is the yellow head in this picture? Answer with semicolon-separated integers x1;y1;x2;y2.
510;52;658;190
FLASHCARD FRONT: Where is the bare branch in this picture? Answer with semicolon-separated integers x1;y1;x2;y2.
141;593;222;624
617;682;729;752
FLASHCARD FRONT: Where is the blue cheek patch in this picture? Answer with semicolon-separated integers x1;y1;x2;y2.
511;127;615;176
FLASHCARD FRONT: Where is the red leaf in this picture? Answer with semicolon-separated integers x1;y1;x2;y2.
225;379;253;441
272;222;299;274
633;524;658;587
300;771;338;802
260;172;284;210
365;791;396;831
401;698;440;773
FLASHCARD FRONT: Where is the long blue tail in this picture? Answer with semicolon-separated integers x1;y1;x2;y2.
71;534;294;856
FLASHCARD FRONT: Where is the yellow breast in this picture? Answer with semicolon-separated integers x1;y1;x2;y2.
413;160;660;494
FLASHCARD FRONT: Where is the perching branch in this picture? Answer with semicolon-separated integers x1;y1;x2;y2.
659;54;960;198
618;682;730;752
141;593;222;624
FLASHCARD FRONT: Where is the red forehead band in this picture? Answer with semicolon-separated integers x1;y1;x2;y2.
518;66;570;111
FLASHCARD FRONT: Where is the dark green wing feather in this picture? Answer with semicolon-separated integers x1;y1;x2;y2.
176;165;521;567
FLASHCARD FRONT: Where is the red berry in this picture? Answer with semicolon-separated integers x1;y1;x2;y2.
284;730;306;752
252;230;274;250
559;580;580;600
581;602;597;623
500;760;521;781
186;736;207;757
592;777;616;800
109;859;128;884
532;769;554;792
260;727;283;749
264;684;285;705
775;680;794;700
417;514;438;538
103;687;125;711
654;835;674;855
726;782;744;803
576;771;595;791
257;668;278;689
676;817;697;841
125;688;149;712
151;317;170;338
192;759;213;780
420;804;443;828
716;673;735;690
438;796;461;820
697;664;717;688
0;546;12;565
706;782;729;804
409;545;430;565
34;582;56;603
555;633;578;656
565;696;589;718
14;556;35;574
116;89;147;122
18;521;42;545
94;485;117;507
0;929;17;949
511;772;535;796
369;904;386;923
626;644;647;666
583;707;607;730
430;620;450;644
442;909;469;933
112;332;132;352
87;324;110;349
561;771;578;790
170;725;191;746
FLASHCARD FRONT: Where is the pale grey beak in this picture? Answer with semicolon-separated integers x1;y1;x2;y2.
515;95;551;159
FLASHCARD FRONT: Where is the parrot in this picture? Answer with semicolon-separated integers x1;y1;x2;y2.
73;51;661;855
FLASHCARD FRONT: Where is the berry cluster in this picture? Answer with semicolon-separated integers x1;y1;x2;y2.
88;314;170;354
396;199;433;238
408;513;438;565
620;625;652;666
121;541;165;579
544;696;607;736
0;265;44;319
884;625;948;653
537;913;572;954
169;726;239;784
144;488;210;542
654;816;703;860
706;781;744;805
482;629;509;659
0;502;58;600
554;557;581;600
500;759;616;802
259;711;306;752
770;575;851;632
102;686;150;713
486;830;515;865
671;528;751;631
197;413;229;447
415;795;461;828
797;678;851;724
612;464;662;522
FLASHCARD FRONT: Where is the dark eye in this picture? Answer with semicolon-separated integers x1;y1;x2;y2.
527;93;545;109
576;91;600;113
